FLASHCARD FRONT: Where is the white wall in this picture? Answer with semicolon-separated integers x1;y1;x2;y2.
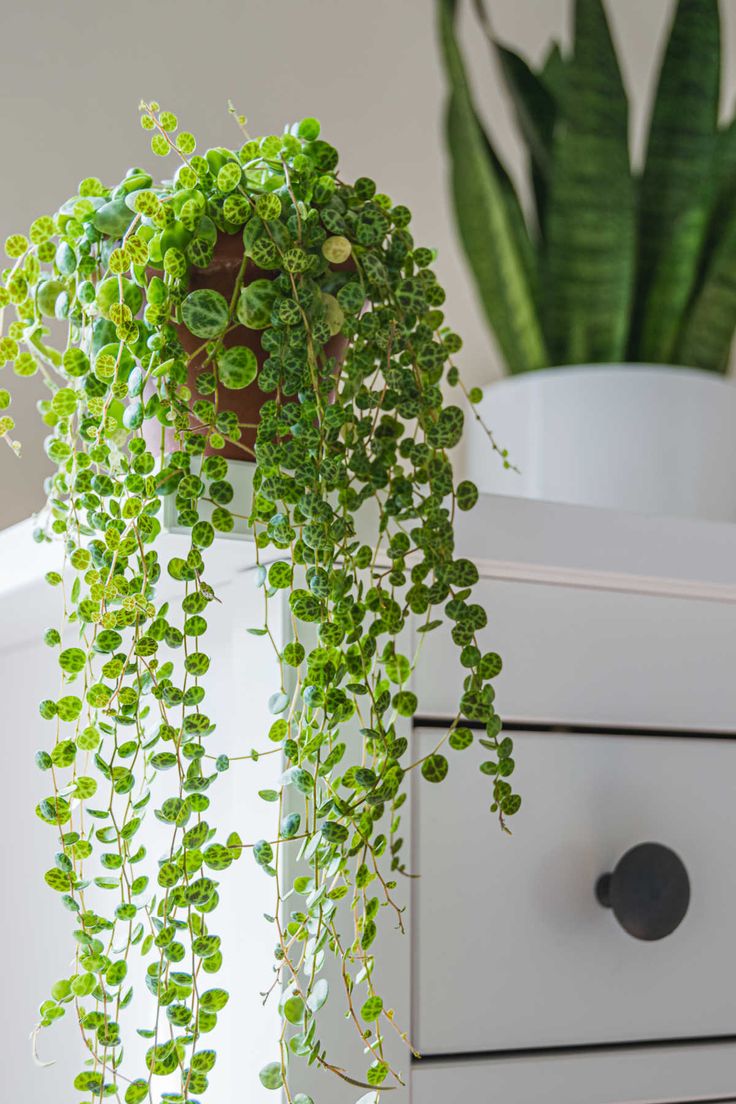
1;0;735;527
0;532;285;1101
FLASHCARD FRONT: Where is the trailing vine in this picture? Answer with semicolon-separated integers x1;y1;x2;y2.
1;103;519;1102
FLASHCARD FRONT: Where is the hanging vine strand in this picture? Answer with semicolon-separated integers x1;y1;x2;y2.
0;104;519;1103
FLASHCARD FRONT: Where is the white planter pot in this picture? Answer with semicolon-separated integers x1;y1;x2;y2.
462;365;736;522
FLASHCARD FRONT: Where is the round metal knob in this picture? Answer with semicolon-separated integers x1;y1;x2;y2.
595;842;690;941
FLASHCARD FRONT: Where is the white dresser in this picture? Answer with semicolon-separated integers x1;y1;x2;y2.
303;492;736;1103
3;487;736;1102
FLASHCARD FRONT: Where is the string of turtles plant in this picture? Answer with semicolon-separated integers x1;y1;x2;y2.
0;103;519;1102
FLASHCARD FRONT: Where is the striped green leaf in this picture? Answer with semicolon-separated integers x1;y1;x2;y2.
631;0;720;363
713;118;736;198
493;44;555;178
699;119;736;267
539;42;567;100
638;201;713;365
475;112;537;293
673;117;736;370
437;0;546;373
675;204;736;371
536;46;570;239
471;1;557;236
541;0;635;364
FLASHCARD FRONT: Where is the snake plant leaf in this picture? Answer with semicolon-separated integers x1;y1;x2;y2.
536;45;569;239
702;119;736;250
446;95;542;369
541;0;635;364
631;0;720;363
437;7;535;279
438;0;547;373
674;117;736;371
471;0;557;236
714;118;736;192
475;111;537;291
675;205;736;372
539;42;567;100
640;202;712;365
493;44;555;177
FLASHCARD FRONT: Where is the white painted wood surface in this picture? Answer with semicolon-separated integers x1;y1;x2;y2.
451;492;736;593
411;1043;736;1103
412;729;736;1055
404;494;736;1102
415;579;736;731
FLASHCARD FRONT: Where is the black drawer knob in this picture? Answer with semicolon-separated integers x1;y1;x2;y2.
595;842;690;941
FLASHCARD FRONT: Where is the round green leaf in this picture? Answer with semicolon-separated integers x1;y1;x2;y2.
283;995;305;1024
125;1080;149;1104
449;726;474;751
421;754;448;784
59;647;86;674
200;987;229;1012
236;279;278;329
360;995;383;1021
306;977;329;1012
259;1062;283;1090
457;479;479;511
217;344;258;389
321;821;348;844
182;289;230;338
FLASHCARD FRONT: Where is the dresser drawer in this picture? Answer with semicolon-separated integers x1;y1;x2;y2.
411;1043;736;1103
413;579;736;730
411;727;736;1055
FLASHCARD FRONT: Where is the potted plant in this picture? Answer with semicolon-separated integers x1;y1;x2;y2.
438;0;736;522
0;103;517;1101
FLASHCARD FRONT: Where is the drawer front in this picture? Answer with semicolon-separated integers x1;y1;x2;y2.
411;728;736;1055
413;579;736;730
411;1044;736;1104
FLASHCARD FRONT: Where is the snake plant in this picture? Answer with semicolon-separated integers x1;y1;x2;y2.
438;0;736;375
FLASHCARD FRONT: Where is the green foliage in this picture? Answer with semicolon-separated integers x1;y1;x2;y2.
541;0;635;364
217;345;258;389
182;288;230;338
3;102;513;1102
438;0;546;374
438;0;736;374
632;0;721;364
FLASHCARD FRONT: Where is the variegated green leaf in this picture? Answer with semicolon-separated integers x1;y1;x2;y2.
541;0;635;364
438;0;546;373
631;0;720;363
676;205;736;371
472;0;557;237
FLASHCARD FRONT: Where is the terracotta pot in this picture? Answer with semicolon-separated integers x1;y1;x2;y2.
146;233;347;460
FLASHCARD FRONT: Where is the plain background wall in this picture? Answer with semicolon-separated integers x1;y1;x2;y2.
1;0;735;529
